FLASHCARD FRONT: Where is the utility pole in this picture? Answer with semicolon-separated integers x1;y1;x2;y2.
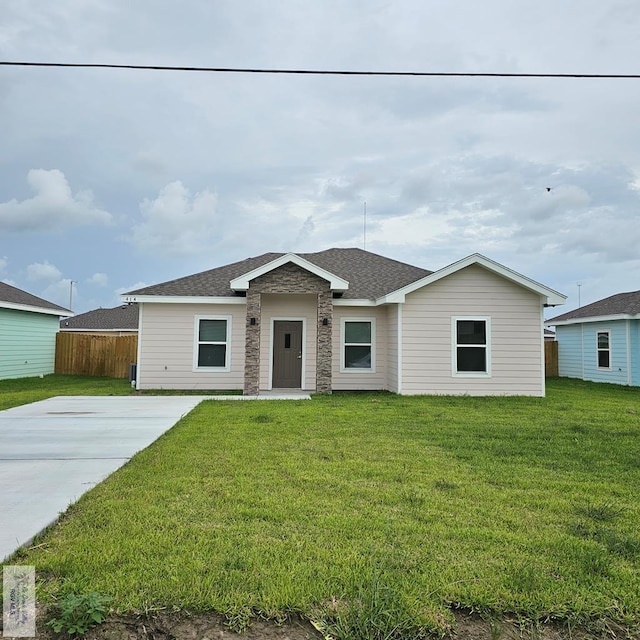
69;280;76;312
363;201;367;250
577;282;582;308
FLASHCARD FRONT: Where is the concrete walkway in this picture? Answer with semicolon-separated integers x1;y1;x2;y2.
0;396;209;562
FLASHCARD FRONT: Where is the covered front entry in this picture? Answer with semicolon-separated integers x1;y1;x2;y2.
272;320;303;388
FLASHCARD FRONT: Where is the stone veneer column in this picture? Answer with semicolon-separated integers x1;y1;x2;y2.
316;290;333;394
244;290;261;395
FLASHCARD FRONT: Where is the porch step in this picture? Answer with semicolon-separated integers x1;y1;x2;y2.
204;391;312;401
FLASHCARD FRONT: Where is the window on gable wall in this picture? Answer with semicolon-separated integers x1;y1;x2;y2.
597;331;611;369
453;317;491;375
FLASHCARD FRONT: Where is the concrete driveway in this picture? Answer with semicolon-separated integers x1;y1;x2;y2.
0;395;208;562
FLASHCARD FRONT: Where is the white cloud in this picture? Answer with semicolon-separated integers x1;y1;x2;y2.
41;278;74;309
0;169;112;232
130;181;219;256
2;1;640;315
26;261;63;282
87;272;108;286
0;256;7;273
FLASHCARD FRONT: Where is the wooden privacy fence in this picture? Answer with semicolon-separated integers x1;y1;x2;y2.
55;333;138;378
56;332;559;380
545;340;559;378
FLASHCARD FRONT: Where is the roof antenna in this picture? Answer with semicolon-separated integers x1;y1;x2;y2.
363;201;367;251
577;282;582;308
69;280;76;312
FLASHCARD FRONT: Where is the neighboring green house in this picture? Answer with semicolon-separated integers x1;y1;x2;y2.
546;290;640;386
0;282;72;380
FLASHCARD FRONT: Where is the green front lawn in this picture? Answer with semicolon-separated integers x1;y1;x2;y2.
0;374;241;411
0;374;134;411
7;379;640;637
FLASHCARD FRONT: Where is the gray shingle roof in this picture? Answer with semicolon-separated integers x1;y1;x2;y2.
60;304;139;331
547;290;640;323
127;248;433;300
0;281;71;314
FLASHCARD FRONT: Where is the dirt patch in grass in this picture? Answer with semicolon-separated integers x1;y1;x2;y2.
32;610;637;640
450;611;636;640
34;611;320;640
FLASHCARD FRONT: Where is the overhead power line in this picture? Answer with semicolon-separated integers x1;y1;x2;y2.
1;60;640;79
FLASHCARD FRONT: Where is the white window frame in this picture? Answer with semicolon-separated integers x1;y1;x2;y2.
451;316;492;377
340;317;376;373
193;315;232;372
596;329;611;370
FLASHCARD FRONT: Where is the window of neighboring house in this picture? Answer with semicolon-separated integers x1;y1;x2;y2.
453;317;491;376
194;317;230;370
341;319;375;372
597;331;611;369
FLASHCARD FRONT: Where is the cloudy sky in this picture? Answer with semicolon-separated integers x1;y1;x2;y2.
1;1;639;316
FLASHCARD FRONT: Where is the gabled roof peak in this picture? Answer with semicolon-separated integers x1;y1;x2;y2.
379;253;566;307
229;252;350;292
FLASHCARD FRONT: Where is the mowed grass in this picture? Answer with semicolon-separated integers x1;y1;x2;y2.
0;374;240;411
0;374;134;411
10;378;640;636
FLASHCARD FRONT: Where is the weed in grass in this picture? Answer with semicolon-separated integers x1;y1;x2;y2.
401;488;426;508
46;592;111;636
568;521;591;539
223;557;250;572
516;618;545;640
569;521;640;561
486;616;503;640
252;414;275;424
224;605;253;632
594;529;640;561
433;479;458;491
574;501;625;523
315;571;431;640
569;424;588;434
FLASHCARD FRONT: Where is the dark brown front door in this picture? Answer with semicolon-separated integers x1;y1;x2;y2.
272;321;303;388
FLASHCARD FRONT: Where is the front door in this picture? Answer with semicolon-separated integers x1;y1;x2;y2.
272;321;303;388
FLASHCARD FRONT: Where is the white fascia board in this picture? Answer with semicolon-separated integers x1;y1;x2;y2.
546;314;637;327
332;298;378;306
378;253;567;306
0;301;73;317
229;253;349;292
121;294;246;305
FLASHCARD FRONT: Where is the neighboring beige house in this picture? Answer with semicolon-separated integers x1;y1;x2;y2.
60;304;139;336
122;248;566;396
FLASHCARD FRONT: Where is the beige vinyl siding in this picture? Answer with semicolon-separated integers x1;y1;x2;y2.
386;304;399;393
401;265;544;396
332;306;387;391
260;294;317;391
138;303;245;390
